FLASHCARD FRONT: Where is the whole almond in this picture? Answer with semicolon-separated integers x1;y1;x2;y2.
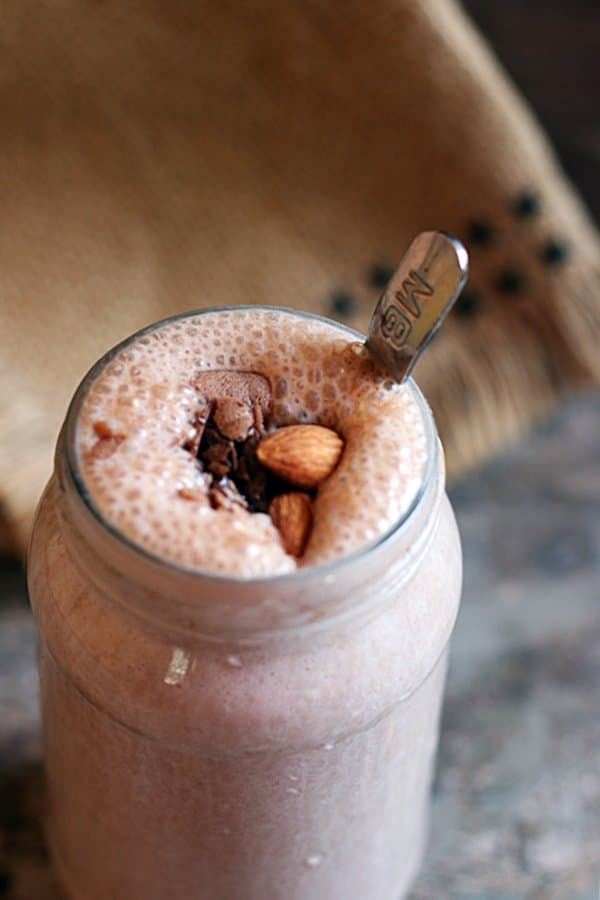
269;492;313;558
257;425;344;489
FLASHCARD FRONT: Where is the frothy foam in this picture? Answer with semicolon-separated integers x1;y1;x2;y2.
76;309;428;576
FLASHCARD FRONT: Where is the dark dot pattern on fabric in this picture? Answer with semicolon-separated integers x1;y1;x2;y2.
367;263;396;290
513;190;540;218
541;238;569;266
495;267;526;295
466;220;494;247
455;290;482;318
328;290;357;318
342;198;567;326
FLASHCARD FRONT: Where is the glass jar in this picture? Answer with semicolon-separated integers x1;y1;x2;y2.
28;310;462;900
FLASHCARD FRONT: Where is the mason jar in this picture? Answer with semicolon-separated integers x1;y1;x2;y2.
27;309;462;900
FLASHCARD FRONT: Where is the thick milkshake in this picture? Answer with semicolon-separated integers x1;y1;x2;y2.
28;307;462;899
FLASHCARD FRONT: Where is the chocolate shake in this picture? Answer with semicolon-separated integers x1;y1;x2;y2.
28;306;462;899
76;308;429;574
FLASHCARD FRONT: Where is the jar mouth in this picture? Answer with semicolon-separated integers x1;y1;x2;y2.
62;305;439;589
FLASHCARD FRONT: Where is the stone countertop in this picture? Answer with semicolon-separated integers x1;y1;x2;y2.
0;390;599;900
414;392;600;900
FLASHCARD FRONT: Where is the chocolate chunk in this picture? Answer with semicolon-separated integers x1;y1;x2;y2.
230;433;270;512
93;420;118;439
89;421;126;459
201;426;238;479
194;370;272;438
213;398;255;441
182;402;212;456
208;478;248;512
182;368;323;523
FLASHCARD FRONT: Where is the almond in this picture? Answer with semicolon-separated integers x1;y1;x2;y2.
269;492;313;558
257;425;344;489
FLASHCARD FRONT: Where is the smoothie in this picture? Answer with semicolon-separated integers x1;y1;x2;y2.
28;306;462;900
76;308;429;573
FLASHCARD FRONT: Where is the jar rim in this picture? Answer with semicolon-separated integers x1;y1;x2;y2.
62;305;439;590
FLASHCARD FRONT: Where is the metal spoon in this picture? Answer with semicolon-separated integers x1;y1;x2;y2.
366;231;469;382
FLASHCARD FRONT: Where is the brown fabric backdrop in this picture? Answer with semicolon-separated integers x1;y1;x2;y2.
1;0;599;555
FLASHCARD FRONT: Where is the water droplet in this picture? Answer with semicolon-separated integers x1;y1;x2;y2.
286;787;300;795
288;774;299;782
304;854;322;868
226;655;243;668
322;742;334;751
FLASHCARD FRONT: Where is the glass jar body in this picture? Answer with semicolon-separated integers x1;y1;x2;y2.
29;462;461;900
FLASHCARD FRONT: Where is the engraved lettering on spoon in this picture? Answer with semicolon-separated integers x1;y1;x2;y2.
366;231;469;383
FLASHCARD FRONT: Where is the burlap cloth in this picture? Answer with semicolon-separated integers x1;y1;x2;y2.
1;1;599;556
